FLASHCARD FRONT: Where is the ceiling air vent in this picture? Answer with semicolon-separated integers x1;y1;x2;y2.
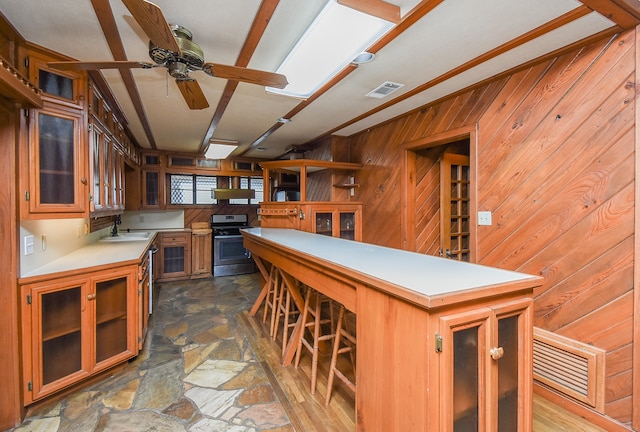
366;81;404;99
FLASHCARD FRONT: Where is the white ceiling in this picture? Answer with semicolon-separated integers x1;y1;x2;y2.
0;0;617;159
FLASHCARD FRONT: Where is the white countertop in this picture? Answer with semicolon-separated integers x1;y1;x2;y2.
20;232;158;280
242;228;541;298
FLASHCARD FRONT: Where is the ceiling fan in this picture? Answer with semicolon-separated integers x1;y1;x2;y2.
47;0;288;110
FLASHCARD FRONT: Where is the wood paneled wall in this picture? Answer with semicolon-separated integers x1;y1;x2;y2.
349;29;637;427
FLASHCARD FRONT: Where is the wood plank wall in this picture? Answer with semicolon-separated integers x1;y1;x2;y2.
348;30;636;427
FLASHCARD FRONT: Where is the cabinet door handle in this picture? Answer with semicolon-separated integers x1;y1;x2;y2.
87;293;96;301
490;346;504;360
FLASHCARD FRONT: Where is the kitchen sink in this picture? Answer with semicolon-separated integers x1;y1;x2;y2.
99;231;151;242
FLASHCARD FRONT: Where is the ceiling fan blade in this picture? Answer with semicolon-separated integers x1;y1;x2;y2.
47;60;152;71
121;0;181;53
202;63;288;89
175;79;209;110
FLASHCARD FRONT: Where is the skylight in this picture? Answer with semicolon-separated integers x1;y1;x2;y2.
266;0;395;99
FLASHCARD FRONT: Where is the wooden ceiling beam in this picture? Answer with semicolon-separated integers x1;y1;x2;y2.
578;0;640;28
337;0;401;24
199;0;280;155
90;0;157;149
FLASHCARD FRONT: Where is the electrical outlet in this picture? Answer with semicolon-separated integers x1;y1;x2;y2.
42;234;47;251
478;211;492;226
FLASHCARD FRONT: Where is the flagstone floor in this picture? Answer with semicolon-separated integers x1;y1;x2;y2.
12;273;294;432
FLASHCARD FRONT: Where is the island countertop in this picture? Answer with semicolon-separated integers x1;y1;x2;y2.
241;227;542;308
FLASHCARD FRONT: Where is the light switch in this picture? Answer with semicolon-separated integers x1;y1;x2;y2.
478;211;492;226
24;235;34;255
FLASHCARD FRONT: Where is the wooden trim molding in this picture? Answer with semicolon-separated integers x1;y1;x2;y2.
633;23;640;432
400;126;477;260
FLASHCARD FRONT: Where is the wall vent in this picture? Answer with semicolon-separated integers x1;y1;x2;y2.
533;327;605;412
366;81;404;99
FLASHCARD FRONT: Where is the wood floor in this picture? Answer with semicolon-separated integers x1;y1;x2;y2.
238;310;608;432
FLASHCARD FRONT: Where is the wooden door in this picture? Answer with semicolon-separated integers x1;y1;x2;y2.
440;153;470;261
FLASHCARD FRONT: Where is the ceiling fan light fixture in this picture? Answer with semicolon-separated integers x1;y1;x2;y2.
205;139;238;160
266;0;394;99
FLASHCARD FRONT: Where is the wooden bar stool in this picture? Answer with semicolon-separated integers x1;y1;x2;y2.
273;278;302;356
294;287;335;395
261;266;281;338
325;305;356;405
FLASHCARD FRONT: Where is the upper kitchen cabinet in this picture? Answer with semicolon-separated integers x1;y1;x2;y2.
19;46;88;219
141;153;165;210
26;47;86;110
21;102;88;218
88;83;127;215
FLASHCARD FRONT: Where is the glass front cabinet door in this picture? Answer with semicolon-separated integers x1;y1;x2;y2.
21;267;138;404
27;106;87;215
438;298;532;432
306;203;362;241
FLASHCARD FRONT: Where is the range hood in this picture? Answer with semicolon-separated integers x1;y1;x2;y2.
213;189;256;200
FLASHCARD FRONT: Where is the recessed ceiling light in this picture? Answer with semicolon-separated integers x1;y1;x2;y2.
352;52;375;64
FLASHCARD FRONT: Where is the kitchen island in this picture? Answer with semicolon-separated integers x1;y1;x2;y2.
242;227;543;431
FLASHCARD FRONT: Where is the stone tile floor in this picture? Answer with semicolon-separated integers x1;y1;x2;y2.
12;273;294;432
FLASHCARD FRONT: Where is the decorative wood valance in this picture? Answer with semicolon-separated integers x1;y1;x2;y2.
0;55;42;107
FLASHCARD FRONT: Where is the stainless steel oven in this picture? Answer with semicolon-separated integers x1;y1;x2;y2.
211;214;256;276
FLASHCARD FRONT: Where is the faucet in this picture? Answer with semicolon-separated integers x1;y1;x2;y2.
111;214;122;237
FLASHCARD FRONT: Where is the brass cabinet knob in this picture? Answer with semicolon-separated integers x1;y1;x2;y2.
490;346;504;360
87;293;96;301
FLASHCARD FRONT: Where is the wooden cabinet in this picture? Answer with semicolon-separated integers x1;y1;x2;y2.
20;266;138;404
158;232;191;281
259;202;362;241
23;105;88;216
191;229;212;278
142;169;164;209
138;245;153;350
303;203;360;240
20;49;88;219
141;153;165;209
437;298;532;431
87;83;128;215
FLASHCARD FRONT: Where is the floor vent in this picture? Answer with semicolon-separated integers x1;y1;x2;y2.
533;327;605;412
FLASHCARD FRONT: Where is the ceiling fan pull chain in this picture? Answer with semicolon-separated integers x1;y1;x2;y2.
166;71;169;98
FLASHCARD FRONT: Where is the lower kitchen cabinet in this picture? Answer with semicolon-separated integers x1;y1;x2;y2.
158;231;191;281
191;229;212;278
20;266;138;404
437;298;532;431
